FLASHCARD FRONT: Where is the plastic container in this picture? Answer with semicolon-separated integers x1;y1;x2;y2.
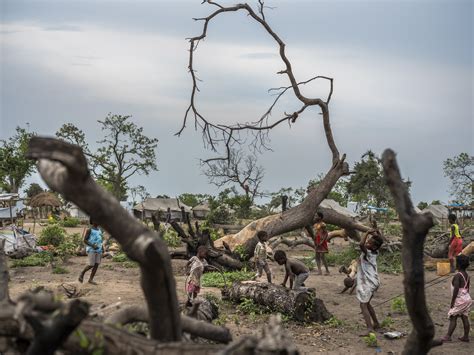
437;262;450;276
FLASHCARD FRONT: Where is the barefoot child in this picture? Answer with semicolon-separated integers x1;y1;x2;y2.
186;246;208;304
448;214;463;273
441;254;472;343
274;250;309;291
78;220;103;285
253;231;272;283
357;229;383;333
314;212;330;275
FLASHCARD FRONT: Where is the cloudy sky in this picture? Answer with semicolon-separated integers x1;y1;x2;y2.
1;0;472;204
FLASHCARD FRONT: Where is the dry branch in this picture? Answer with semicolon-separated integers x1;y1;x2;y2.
382;149;442;355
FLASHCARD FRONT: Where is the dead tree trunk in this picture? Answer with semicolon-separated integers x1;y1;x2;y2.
223;281;332;323
215;206;369;259
382;149;442;355
169;219;243;270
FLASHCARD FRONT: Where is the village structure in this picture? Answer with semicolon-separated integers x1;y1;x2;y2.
0;1;472;354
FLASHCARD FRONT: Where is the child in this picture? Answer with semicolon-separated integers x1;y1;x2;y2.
357;229;384;333
78;220;103;285
274;250;310;291
339;258;358;294
448;214;463;273
186;245;208;305
253;231;272;283
441;254;472;342
314;212;330;275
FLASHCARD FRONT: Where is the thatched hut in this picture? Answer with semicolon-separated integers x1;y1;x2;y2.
133;197;191;221
192;202;211;219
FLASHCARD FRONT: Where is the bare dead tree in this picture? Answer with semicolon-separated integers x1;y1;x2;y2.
382;149;442;355
203;149;264;202
177;0;366;252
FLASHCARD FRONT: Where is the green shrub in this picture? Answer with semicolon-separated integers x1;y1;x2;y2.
162;229;181;248
61;217;80;228
38;224;66;247
11;253;52;268
363;332;378;347
199;221;221;241
391;296;407;314
202;270;254;288
236;298;269;315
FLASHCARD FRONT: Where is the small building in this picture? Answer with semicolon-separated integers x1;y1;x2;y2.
65;203;89;220
133;197;192;221
192;202;211;219
421;204;450;225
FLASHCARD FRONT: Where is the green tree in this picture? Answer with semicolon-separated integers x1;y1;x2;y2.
430;200;442;206
129;185;150;205
0;127;36;193
347;151;410;208
417;201;428;210
307;175;348;206
178;193;211;208
443;153;473;203
25;183;44;198
56;114;158;200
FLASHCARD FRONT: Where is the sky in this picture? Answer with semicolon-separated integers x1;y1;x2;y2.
1;0;472;205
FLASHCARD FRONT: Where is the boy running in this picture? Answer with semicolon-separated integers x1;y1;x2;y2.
78;220;103;285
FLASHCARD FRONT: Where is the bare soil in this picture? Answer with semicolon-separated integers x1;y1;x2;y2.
6;226;474;354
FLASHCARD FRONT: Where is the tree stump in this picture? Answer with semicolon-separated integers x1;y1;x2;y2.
222;281;332;323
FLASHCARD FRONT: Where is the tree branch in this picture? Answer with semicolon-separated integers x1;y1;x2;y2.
381;149;442;354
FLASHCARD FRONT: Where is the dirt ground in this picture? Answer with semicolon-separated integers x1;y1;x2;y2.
5;223;473;354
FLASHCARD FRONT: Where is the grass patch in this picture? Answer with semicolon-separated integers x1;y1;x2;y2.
381;316;394;328
391;296;407;314
363;332;378;347
324;316;344;328
11;253;52;268
378;251;402;274
236;298;270;315
201;270;254;288
52;265;69;274
112;252;138;268
326;246;359;267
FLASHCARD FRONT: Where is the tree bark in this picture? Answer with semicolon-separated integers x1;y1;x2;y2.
382;149;442;355
223;281;332;323
215;205;369;259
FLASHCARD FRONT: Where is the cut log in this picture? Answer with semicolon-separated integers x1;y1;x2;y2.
222;281;332;323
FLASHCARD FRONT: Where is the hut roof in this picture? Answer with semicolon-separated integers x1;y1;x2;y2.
133;197;191;213
29;192;62;208
192;202;211;212
421;204;449;220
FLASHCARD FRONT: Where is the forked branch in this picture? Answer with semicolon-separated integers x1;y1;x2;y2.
179;0;340;165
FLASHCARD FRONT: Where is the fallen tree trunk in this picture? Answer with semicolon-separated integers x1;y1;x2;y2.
223;281;332;323
214;207;369;259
